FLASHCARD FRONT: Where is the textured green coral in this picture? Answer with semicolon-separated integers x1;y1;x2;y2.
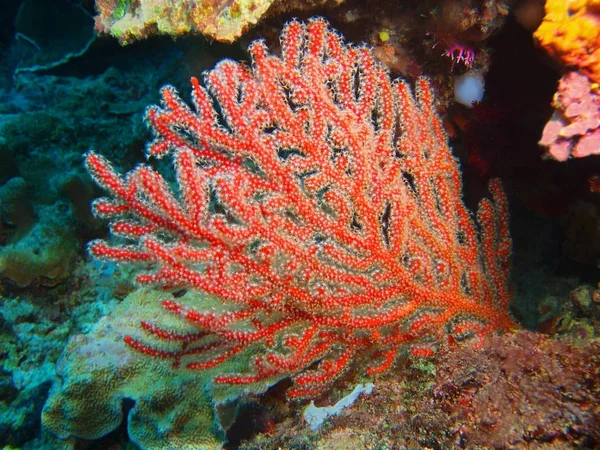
42;288;284;449
113;0;133;19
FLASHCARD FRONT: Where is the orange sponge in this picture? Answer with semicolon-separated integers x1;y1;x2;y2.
534;0;600;83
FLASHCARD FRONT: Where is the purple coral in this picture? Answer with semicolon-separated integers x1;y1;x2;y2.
539;71;600;161
444;43;476;69
431;32;476;70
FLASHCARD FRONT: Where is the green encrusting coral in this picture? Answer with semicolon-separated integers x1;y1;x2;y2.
42;288;287;449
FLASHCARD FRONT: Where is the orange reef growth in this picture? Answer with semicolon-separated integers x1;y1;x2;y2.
534;0;600;83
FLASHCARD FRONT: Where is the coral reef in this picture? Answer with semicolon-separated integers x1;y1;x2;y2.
1;0;600;448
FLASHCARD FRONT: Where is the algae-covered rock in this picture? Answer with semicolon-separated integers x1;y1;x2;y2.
0;176;35;240
94;0;345;44
95;0;276;44
242;331;600;449
0;202;77;287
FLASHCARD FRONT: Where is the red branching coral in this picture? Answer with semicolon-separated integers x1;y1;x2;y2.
85;18;515;399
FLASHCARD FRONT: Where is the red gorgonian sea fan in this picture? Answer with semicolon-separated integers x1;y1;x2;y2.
86;18;515;399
